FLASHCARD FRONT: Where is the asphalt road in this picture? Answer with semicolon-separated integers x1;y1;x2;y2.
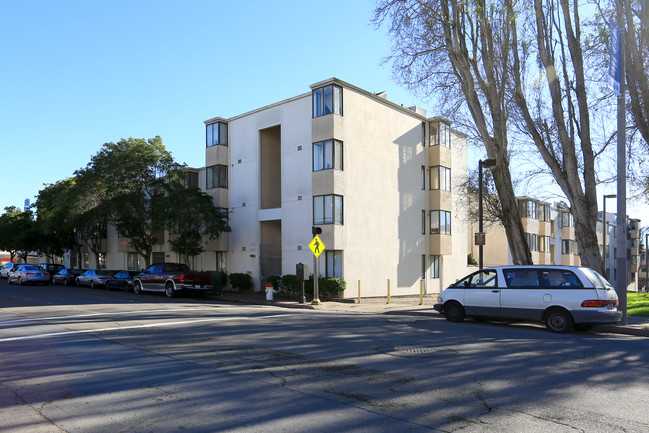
1;279;649;432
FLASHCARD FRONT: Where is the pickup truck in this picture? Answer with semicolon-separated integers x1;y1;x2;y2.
133;262;213;298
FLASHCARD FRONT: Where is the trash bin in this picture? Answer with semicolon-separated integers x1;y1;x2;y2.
265;283;274;301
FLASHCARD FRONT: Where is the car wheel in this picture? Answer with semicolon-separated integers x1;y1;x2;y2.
133;281;142;294
63;278;68;286
165;282;175;298
544;308;573;333
76;279;81;287
18;277;23;286
105;282;111;291
443;301;465;322
7;277;11;285
90;281;95;289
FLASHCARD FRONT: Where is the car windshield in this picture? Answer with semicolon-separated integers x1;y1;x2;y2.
580;267;613;289
23;265;39;271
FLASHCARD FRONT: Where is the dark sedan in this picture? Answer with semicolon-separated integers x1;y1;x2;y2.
76;270;114;289
52;269;83;286
105;271;138;292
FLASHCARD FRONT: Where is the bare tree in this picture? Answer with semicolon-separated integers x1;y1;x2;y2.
374;0;533;265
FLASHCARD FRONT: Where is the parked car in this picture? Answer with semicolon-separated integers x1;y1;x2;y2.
1;263;19;279
105;271;138;292
38;263;65;281
434;265;622;333
76;269;114;289
134;262;212;298
7;264;50;286
52;268;83;286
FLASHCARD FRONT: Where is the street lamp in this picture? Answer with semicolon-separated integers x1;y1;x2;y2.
603;194;617;278
478;158;497;269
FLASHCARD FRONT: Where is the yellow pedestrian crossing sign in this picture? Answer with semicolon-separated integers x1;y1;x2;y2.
309;235;325;258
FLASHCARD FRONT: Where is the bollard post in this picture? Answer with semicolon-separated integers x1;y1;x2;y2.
358;280;361;304
420;279;424;305
387;279;391;304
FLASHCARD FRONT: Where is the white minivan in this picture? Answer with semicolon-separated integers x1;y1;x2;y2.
434;265;622;333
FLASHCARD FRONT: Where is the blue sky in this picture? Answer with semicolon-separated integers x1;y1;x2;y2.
1;0;645;223
1;0;422;212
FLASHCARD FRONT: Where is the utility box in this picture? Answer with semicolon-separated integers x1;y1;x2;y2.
296;263;309;281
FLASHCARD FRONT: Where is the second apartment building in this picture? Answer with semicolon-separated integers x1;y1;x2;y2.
202;78;471;297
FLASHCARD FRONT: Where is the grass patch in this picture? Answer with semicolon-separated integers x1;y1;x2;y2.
627;292;649;317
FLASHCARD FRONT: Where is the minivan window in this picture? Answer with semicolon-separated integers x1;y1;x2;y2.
540;269;583;288
503;269;540;287
454;270;497;288
580;267;613;289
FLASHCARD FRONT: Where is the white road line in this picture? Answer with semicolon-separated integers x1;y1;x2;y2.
0;306;247;325
0;313;298;343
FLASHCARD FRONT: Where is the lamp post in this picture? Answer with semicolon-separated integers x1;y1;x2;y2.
478;158;497;269
603;194;617;278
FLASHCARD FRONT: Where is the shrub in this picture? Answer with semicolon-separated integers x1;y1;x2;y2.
267;275;282;290
279;274;300;296
319;277;346;298
210;270;228;290
229;272;252;290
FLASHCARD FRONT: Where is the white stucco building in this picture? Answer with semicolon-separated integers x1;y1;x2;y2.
198;78;470;297
61;78;472;298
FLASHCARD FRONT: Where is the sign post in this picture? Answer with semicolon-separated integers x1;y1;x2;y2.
309;227;325;305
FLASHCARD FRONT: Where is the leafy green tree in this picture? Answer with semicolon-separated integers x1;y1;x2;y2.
83;136;184;268
165;183;230;266
34;179;83;265
0;206;40;263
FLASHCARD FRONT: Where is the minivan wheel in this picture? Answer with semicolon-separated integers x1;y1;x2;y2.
444;301;465;322
544;308;573;333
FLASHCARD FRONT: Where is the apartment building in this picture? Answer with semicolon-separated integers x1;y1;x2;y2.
199;78;471;297
59;78;472;298
470;196;643;291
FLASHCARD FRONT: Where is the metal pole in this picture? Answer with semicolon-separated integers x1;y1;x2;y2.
645;233;648;291
603;194;617;279
358;280;361;304
387;279;391;304
615;0;627;325
478;159;484;269
311;255;321;305
420;279;424;305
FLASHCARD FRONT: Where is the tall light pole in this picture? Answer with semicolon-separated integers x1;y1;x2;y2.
478;158;497;269
603;194;617;278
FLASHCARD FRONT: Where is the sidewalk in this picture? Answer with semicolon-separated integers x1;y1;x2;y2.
211;290;649;337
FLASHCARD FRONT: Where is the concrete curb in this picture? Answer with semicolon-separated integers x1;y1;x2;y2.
210;293;649;337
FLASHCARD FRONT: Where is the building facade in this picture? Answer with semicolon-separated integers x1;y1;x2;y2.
58;78;473;298
470;196;643;291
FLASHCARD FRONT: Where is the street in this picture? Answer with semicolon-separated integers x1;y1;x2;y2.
1;279;649;432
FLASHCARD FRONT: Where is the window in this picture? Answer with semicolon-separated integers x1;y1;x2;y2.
313;84;342;117
503;269;540;287
540;236;550;253
206;164;228;189
152;252;165;265
539;204;550;222
313;139;343;171
526;233;539;252
430;255;440;279
422;210;426;235
326;250;343;278
562;240;576;255
436;123;451;147
421;166;426;190
540;269;583;288
98;253;106;269
127;252;141;271
216;251;227;271
313;195;343;225
430;210;451;235
206;122;228;147
430;166;451;191
185;171;199;188
562;211;574;228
